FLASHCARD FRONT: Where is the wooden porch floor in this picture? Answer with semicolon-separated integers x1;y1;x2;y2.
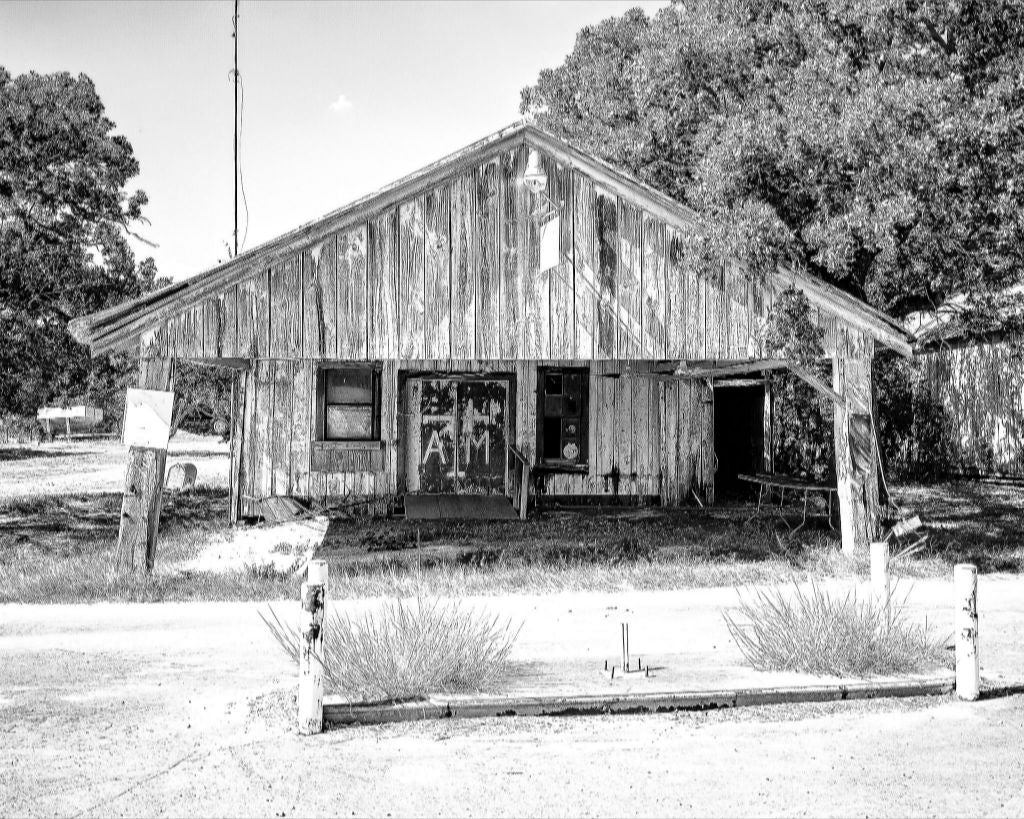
403;494;520;520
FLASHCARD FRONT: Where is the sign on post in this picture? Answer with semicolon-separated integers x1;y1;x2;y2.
123;388;174;450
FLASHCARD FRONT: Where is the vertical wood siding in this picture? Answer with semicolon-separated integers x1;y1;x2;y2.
921;341;1024;477
146;144;893;508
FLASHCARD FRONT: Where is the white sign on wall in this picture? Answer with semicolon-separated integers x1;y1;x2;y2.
123;388;175;449
540;215;560;272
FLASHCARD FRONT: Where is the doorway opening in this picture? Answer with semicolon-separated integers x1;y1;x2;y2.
713;382;767;500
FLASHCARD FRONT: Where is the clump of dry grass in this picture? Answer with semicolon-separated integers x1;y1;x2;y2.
723;579;950;677
261;595;520;703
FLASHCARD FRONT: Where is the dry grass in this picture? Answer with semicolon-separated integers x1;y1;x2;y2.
723;579;951;676
260;596;520;702
2;440;1022;605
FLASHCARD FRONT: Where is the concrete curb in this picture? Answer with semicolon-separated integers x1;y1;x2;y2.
324;677;955;726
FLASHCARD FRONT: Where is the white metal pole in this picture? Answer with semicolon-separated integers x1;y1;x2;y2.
299;559;328;734
870;540;890;599
954;563;979;701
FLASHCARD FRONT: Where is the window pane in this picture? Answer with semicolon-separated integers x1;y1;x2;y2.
542;423;562;459
326;370;373;403
544;394;564;417
326;405;373;439
543;373;562;395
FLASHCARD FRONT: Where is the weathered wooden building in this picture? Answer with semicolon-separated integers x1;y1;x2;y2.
71;123;913;557
914;319;1024;478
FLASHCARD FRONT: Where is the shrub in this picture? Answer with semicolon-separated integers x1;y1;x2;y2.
261;595;520;703
723;579;949;677
0;413;42;444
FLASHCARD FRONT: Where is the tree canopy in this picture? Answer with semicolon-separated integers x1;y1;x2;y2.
0;68;156;415
521;0;1024;322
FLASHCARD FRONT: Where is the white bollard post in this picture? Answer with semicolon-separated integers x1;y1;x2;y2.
954;563;979;701
299;559;328;734
870;541;890;599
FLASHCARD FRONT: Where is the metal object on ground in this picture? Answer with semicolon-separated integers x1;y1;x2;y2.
164;462;198;491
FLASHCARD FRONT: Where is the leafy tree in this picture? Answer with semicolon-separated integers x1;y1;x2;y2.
0;67;153;417
522;0;1024;321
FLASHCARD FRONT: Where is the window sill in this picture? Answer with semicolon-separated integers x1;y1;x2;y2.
311;440;385;472
314;440;385;451
535;461;588;475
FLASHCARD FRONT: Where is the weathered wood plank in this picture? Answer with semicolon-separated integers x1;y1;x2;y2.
303;239;336;359
380;360;399;496
524;161;548;359
424;185;452;360
665;226;686;359
499;147;526;359
474;160;501;359
595;188;618;359
290;360;312;498
631;372;650;494
255;269;271;359
572;171;597;360
368;209;399;359
229;367;246;522
659;379;678;505
272;359;292;496
615;369;634;495
337;226;368;360
450;173;476;359
399;198;426;359
617;200;642;360
545;155;574;360
253;358;274;504
202;298;220;358
270;257;302;358
641;215;667;360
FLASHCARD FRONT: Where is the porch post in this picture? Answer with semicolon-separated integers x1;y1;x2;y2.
832;354;881;554
113;349;174;573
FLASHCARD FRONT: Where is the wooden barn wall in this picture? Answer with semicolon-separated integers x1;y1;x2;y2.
235;357;713;511
146;146;868;365
920;342;1024;477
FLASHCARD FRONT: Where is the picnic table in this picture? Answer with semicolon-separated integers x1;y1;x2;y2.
738;472;838;532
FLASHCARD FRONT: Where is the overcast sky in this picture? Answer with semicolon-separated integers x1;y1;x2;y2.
2;0;667;281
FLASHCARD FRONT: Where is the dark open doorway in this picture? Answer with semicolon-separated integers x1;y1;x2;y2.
713;382;766;500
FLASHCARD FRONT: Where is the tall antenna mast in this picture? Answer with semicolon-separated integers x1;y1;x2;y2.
232;0;239;257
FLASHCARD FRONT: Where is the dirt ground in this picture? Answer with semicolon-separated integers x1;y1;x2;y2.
2;584;1024;818
3;439;1024;816
0;432;229;500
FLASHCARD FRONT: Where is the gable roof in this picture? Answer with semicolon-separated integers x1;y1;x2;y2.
70;121;914;357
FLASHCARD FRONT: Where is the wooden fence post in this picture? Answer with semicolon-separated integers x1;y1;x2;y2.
832;354;880;555
299;559;328;735
113;354;174;573
954;563;980;701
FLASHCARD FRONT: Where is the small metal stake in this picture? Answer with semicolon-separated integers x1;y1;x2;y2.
621;622;630;670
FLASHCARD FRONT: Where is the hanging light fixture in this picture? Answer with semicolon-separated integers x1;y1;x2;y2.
523;149;547;194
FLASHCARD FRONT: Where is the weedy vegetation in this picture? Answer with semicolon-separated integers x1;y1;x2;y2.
260;596;520;702
723;579;951;677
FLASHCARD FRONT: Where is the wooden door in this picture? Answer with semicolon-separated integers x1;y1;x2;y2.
457;380;508;494
411;376;510;495
418;379;457;492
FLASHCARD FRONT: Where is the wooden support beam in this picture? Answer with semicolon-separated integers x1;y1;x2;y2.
832;354;880;555
675;359;789;379
788;363;844;406
113;355;174;573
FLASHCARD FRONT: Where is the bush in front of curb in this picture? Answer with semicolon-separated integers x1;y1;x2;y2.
723;578;949;677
